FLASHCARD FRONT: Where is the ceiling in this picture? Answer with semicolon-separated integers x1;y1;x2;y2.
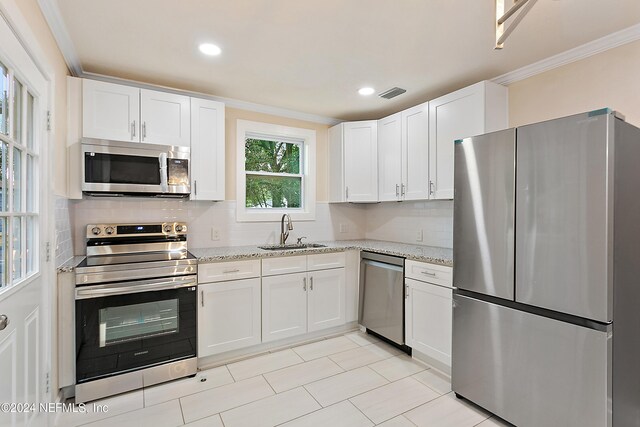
52;0;640;121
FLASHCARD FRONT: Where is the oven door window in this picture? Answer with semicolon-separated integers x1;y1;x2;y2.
75;286;196;384
99;299;179;347
85;152;161;185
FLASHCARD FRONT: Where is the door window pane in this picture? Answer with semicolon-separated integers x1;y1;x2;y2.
26;92;34;150
13;79;22;143
13;147;21;211
99;299;179;347
0;63;8;135
26;155;35;212
12;217;22;282
26;216;35;275
0;217;5;286
0;142;6;212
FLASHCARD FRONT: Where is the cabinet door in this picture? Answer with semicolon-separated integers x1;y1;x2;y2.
140;89;190;146
377;113;402;202
402;102;430;200
405;278;452;367
328;124;345;203
308;268;346;332
190;98;225;200
428;83;485;199
262;273;308;342
198;278;261;357
343;121;378;202
82;79;139;142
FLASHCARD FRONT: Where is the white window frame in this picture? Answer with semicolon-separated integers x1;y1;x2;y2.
236;120;316;222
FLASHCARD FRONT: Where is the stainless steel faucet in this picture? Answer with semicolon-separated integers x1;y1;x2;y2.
280;214;293;245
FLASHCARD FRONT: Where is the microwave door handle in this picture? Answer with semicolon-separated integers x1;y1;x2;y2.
159;152;168;192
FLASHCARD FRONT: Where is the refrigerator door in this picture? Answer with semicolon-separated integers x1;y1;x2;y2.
452;294;610;427
516;113;612;322
453;129;515;300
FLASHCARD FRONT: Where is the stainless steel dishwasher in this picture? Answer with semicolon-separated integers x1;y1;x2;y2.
359;251;405;347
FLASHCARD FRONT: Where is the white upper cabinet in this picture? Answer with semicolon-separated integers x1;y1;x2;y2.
402;102;430;201
377;113;402;202
140;89;191;146
343;121;378;202
83;79;139;142
328;124;345;203
428;81;508;199
190;98;225;201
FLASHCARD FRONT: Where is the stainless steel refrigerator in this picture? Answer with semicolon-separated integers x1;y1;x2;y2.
452;109;640;427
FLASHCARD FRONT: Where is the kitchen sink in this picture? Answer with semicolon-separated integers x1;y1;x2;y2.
258;243;327;251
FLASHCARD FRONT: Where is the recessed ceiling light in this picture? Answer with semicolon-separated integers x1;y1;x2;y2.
358;87;375;96
199;43;222;56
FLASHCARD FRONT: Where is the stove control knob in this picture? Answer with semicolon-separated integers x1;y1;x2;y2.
163;224;173;233
91;227;102;236
105;226;115;235
176;224;186;233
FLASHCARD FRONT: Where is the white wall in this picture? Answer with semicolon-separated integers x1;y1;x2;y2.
70;200;368;254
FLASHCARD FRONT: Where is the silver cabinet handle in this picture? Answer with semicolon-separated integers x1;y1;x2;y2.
142;122;147;140
310;276;313;291
421;270;437;277
429;181;435;195
0;314;9;331
194;180;197;196
131;120;136;139
223;269;240;274
401;183;405;196
303;277;307;291
201;290;204;307
345;186;349;201
405;286;409;299
396;184;399;197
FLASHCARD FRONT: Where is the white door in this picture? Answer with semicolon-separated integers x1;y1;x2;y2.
140;89;190;146
307;269;345;332
198;278;261;357
190;98;225;201
82;79;140;142
429;83;484;200
402;102;430;201
343;121;377;202
262;273;307;342
377;113;402;202
0;12;52;427
405;278;452;367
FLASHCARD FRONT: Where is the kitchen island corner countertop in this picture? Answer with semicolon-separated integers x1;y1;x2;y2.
191;240;453;267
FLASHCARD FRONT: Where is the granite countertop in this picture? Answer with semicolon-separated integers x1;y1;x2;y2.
191;239;453;267
56;255;86;273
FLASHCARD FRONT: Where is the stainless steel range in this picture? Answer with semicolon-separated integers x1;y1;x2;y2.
74;222;197;403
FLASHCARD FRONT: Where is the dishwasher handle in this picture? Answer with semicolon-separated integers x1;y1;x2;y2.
362;259;404;273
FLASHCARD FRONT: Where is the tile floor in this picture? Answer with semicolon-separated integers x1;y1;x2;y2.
55;332;512;427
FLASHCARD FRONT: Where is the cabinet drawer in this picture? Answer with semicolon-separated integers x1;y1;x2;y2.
405;260;452;288
307;252;346;271
198;259;261;283
262;255;307;276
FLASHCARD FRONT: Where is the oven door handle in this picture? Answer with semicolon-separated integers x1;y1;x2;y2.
76;277;196;299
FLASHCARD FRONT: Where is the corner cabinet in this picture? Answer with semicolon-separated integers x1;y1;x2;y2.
328;121;378;202
405;260;453;372
428;80;508;199
190;98;225;201
82;79;191;147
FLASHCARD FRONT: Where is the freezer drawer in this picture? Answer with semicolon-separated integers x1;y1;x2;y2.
453;129;515;300
452;294;610;427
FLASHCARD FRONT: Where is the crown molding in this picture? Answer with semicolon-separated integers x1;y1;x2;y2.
37;0;82;76
492;23;640;85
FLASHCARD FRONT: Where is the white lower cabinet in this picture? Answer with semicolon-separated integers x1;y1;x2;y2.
198;278;262;357
263;266;346;343
262;272;309;342
405;266;453;368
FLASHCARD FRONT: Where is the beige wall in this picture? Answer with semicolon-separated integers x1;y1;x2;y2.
224;107;330;202
509;40;640;128
11;0;70;196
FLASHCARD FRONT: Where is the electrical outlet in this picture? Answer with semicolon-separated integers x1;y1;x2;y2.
339;223;348;233
211;228;220;241
416;229;423;242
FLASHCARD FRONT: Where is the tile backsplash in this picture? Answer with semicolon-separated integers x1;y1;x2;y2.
67;198;453;255
54;195;74;266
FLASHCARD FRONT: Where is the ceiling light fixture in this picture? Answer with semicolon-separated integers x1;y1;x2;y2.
358;87;375;96
199;43;222;56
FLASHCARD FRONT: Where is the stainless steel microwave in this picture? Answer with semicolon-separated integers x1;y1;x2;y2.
81;138;190;197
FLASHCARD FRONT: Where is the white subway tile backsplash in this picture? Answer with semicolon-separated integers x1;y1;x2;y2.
55;195;74;267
